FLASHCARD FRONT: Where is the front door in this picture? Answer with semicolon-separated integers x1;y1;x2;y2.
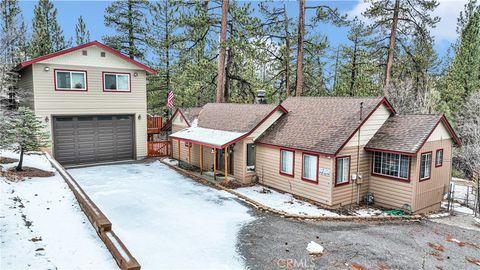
216;148;233;175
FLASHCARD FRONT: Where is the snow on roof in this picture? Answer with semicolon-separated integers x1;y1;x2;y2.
170;127;246;148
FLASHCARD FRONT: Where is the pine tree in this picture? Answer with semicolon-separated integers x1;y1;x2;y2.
6;107;49;171
441;0;480;121
363;0;439;94
216;0;229;103
75;16;90;45
104;0;150;59
30;0;66;58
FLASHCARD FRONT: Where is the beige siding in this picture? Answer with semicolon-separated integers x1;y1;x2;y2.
412;138;453;213
31;63;147;159
38;45;141;70
369;172;414;210
249;110;284;140
345;104;392;147
255;145;333;205
17;66;35;109
427;122;452;142
332;146;371;207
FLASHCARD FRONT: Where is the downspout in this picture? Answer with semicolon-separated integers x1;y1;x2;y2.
356;102;364;205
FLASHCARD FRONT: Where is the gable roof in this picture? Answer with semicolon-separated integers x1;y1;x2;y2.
197;103;286;133
170;103;287;148
179;107;203;125
14;41;156;74
257;96;395;156
365;114;460;155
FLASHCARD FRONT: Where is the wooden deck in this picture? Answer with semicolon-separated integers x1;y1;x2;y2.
147;140;171;157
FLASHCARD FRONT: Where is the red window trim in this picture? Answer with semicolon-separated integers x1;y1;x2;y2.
435;149;444;168
370;151;411;183
301;152;319;184
335;155;351;187
279;149;295;178
54;69;88;92
102;71;132;93
419;151;432;182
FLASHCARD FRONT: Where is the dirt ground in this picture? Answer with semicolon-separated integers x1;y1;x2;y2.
238;208;480;270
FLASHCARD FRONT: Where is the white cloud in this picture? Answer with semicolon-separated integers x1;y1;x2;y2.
347;0;468;42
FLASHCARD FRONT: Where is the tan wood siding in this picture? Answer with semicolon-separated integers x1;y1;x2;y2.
332;146;371;207
369;172;414;209
255;145;333;205
412;139;453;213
31;63;147;159
345;104;392;147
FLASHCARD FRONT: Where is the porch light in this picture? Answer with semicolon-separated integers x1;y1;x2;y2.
44;116;49;123
44;66;50;72
138;114;141;120
134;72;138;77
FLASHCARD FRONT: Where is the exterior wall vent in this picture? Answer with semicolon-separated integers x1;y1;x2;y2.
101;52;106;57
82;50;87;56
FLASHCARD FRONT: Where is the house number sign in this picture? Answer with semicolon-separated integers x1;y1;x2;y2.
319;168;330;177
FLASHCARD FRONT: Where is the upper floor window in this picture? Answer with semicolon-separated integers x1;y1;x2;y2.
103;72;130;92
372;151;411;181
435;149;443;167
55;70;87;91
420;152;432;181
280;149;294;177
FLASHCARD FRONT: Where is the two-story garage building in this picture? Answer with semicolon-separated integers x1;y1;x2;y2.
15;41;156;165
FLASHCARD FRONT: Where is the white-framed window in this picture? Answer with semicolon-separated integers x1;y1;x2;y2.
55;70;87;91
280;149;294;176
302;153;318;182
103;72;130;92
420;152;432;180
246;143;255;172
372;152;411;181
435;149;443;167
336;156;350;185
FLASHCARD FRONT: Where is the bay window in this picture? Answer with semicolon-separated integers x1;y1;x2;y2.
55;70;87;91
280;149;294;176
372;151;411;181
103;72;130;92
302;153;318;182
420;152;432;181
336;156;350;185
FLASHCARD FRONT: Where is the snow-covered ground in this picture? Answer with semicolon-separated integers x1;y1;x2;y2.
235;185;387;217
452;182;477;208
69;162;254;269
0;150;117;269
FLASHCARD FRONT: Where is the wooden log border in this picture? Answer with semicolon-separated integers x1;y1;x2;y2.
45;152;141;270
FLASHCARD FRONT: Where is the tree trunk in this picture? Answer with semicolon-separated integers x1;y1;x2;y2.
128;0;135;59
295;0;305;97
283;4;290;98
216;0;229;103
224;23;234;103
383;0;400;95
350;38;358;96
16;148;24;171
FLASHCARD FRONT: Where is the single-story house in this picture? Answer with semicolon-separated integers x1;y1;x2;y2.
170;97;460;213
15;41;156;165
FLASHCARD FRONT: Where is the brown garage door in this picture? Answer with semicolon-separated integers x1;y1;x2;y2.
53;115;134;165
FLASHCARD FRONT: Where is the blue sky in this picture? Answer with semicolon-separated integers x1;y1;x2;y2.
18;0;467;60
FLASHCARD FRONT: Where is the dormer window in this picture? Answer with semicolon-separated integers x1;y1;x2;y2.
55;69;87;91
103;72;130;92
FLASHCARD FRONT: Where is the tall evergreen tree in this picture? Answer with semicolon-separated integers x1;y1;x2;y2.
441;0;480;121
104;0;150;60
75;16;90;45
30;0;66;58
363;0;439;94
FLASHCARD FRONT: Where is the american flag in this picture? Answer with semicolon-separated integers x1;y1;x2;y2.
167;91;174;109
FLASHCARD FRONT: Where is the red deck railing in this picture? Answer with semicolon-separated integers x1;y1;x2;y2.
147;116;163;142
147;140;171;157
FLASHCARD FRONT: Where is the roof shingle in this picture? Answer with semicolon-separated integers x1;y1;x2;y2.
365;114;443;154
257;96;389;155
198;103;279;133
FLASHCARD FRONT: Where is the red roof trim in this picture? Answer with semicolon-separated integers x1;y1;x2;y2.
414;115;461;154
335;97;396;155
364;147;416;156
15;41;157;74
